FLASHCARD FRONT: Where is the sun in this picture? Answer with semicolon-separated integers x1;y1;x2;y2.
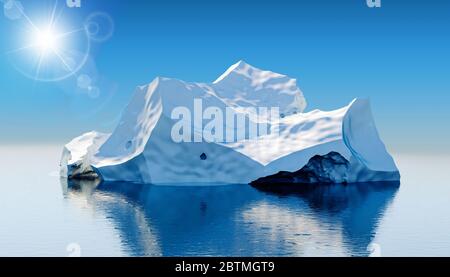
5;0;91;81
33;27;60;53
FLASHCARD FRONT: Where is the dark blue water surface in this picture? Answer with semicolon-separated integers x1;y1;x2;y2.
66;179;398;257
0;146;449;256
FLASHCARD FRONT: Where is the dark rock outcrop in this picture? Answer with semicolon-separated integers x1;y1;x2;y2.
68;164;100;181
251;152;350;186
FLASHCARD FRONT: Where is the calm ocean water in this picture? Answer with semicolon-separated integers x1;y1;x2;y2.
0;145;449;257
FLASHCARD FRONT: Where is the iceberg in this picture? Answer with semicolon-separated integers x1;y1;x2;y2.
61;61;400;185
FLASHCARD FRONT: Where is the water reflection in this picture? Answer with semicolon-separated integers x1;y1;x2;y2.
62;179;399;257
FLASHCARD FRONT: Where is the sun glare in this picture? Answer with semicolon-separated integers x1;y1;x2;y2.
5;0;91;81
34;28;59;53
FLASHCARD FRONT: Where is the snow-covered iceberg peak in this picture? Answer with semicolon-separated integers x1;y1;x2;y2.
212;60;307;116
61;62;400;185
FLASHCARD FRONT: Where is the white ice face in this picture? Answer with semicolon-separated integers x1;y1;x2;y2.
61;61;399;185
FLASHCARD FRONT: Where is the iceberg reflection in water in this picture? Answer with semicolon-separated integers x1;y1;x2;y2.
62;180;399;257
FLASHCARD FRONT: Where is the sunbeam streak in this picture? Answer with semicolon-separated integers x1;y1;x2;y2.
13;1;40;32
5;44;37;55
53;48;74;72
55;28;85;40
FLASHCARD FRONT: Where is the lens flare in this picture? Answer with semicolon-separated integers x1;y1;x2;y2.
5;0;90;82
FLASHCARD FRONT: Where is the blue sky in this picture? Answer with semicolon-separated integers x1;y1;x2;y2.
0;0;449;153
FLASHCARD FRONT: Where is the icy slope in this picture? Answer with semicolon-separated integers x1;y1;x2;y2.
212;60;307;116
61;61;400;185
